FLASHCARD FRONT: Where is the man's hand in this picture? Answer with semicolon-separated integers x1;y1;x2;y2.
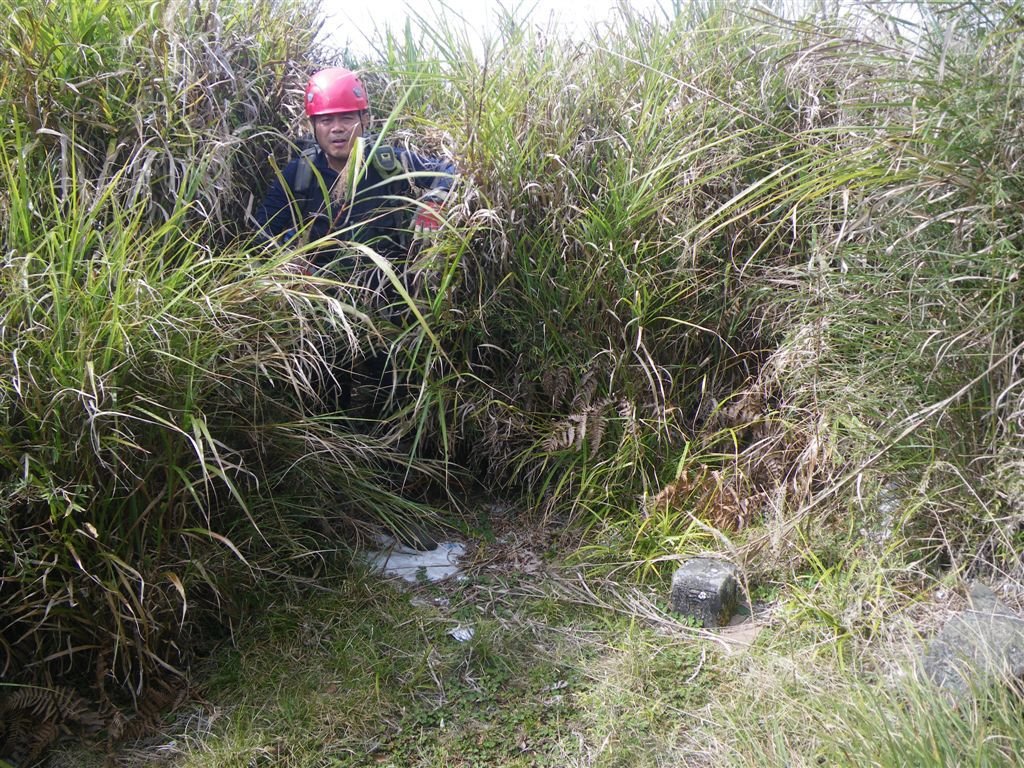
412;195;445;242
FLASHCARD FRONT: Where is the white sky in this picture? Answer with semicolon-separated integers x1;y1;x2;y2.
320;1;927;55
320;0;673;55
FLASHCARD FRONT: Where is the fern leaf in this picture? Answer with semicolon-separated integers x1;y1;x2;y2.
586;407;606;454
541;367;571;409
543;414;586;452
571;363;600;411
25;720;58;763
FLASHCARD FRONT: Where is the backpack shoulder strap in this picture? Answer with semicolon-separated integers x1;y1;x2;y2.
293;145;320;198
370;145;401;178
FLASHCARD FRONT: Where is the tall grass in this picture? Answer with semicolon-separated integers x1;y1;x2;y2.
0;0;445;726
358;0;1023;581
3;0;1024;756
761;0;1024;576
360;3;899;560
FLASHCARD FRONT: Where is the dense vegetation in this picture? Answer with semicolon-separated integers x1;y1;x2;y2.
1;0;1022;763
0;0;443;732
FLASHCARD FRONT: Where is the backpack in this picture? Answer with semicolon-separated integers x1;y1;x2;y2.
292;138;403;201
289;137;412;252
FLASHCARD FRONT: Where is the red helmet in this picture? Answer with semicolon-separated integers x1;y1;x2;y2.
305;68;369;117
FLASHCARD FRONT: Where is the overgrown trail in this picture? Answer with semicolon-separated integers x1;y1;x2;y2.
5;0;1024;765
38;500;1024;767
53;504;760;767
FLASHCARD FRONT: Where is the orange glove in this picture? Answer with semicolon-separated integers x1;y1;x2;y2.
412;195;445;242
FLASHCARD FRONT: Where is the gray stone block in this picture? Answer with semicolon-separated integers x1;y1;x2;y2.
922;583;1024;699
670;557;740;627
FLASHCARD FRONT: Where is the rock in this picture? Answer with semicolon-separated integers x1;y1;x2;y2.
670;557;740;627
922;583;1024;698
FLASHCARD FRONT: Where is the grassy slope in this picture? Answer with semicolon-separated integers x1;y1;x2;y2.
57;532;1024;767
4;0;1024;764
160;1;1022;764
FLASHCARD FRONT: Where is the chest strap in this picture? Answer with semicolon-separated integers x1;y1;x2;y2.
294;144;402;196
292;145;320;198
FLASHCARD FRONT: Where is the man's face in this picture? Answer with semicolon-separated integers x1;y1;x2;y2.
312;111;365;170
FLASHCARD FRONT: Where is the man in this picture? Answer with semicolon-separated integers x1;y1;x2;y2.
254;67;456;273
254;67;457;414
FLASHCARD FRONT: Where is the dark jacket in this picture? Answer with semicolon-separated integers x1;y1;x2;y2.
253;136;456;266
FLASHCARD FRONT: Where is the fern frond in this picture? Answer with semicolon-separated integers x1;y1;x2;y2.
543;413;587;452
616;398;638;443
586;406;607;454
25;720;58;763
570;361;602;411
0;685;103;763
1;687;57;719
541;367;571;409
